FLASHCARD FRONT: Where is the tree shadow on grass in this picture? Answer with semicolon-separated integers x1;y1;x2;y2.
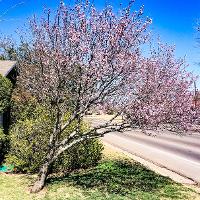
47;160;174;196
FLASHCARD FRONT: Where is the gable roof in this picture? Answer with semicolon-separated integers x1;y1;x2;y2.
0;60;16;77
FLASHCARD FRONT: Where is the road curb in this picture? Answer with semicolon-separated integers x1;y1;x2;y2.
103;141;197;185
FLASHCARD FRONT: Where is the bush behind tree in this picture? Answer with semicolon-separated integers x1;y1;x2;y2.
0;75;12;163
6;94;103;173
0;127;7;163
0;74;12;114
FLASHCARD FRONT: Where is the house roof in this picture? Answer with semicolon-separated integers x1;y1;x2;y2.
0;60;16;77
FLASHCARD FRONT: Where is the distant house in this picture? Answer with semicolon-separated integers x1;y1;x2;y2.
0;60;17;130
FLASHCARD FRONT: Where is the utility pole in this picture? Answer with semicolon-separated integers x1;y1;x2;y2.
194;81;198;109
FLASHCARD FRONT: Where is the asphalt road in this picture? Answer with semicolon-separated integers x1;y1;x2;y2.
102;130;200;183
87;116;200;184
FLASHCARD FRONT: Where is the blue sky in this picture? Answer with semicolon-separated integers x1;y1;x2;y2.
0;0;200;87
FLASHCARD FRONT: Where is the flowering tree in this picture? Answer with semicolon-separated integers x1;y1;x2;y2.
124;43;198;131
16;1;196;192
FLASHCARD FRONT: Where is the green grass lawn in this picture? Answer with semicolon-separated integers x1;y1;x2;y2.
0;145;199;200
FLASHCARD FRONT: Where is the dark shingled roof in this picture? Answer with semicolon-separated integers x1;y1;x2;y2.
0;60;16;77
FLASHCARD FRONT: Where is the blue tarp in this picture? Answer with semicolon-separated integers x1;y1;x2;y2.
0;164;14;172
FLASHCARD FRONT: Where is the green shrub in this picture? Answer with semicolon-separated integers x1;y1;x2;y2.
6;104;103;173
0;127;7;164
53;139;104;172
6;107;52;172
0;74;12;114
0;75;12;163
10;87;39;123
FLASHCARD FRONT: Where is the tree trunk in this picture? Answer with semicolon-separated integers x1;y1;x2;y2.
30;162;50;193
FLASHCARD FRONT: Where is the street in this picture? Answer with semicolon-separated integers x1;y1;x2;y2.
102;130;200;183
86;116;200;183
